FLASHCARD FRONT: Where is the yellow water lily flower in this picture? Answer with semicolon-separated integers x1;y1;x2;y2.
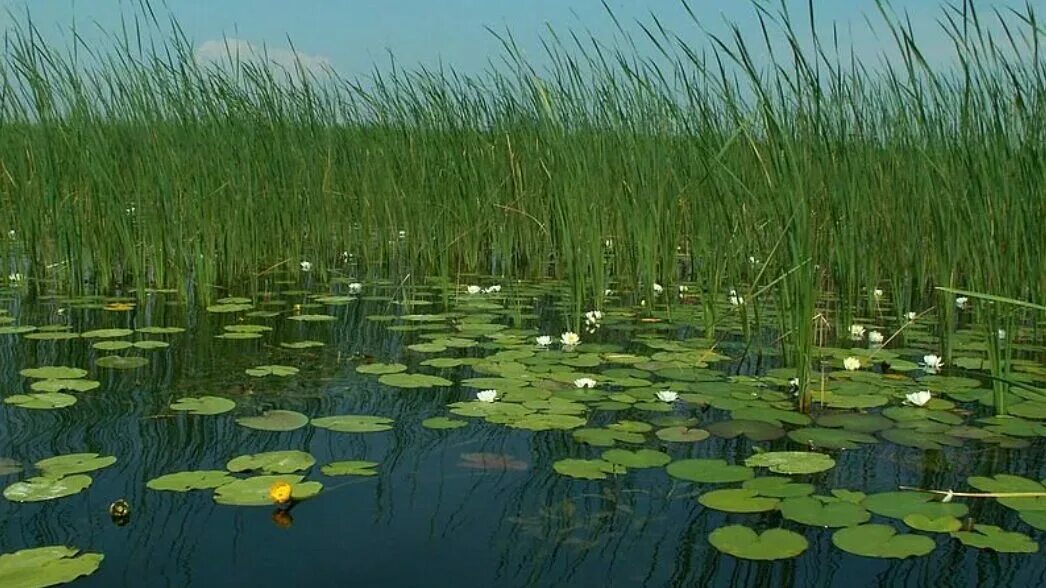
269;481;293;505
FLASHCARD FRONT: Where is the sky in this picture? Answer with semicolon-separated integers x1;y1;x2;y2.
0;0;1040;78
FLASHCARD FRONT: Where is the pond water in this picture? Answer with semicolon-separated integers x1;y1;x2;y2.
0;279;1044;587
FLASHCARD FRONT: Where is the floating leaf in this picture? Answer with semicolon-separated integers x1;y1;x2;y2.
421;417;469;430
4;393;77;410
951;524;1038;553
280;340;325;349
311;415;394;433
206;303;253;313
0;546;104;586
742;477;815;498
666;459;754;484
1019;510;1046;531
378;373;453;388
169;396;236;416
244;365;299;377
3;475;92;502
236;410;309;432
903;514;962;533
355;363;408;375
92;341;132;351
29;379;100;393
80;328;133;339
745;451;835;475
36;453;116;477
227;450;316;474
95;355;149;370
699;489;779;513
780;496;870;527
287;314;336;322
552;458;625;480
655;426;710;442
832;524;936;558
321;461;379;477
19;366;87;380
705;419;785;441
213;475;322;506
136;326;186;335
708;526;808;561
862;491;968;520
572;428;645;447
816;412;895;433
601;449;670;469
967;474;1046;511
787;427;878;450
147;470;235;492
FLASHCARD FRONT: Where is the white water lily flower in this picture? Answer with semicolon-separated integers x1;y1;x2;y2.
347;282;363;294
466;285;482;295
843;356;861;371
299;260;313;272
955;296;969;309
8;273;23;282
906;311;918;321
728;289;744;306
656;390;678;403
905;390;932;407
653;283;664;295
997;329;1006;340
849;324;866;340
868;331;884;346
6;229;14;239
584;310;603;324
476;390;498;403
574;378;597;389
604;239;614;249
922;354;944;372
748;255;759;265
535;335;553;348
604;288;614;296
873;288;884;298
561;332;580;348
398;230;407;239
484;285;502;294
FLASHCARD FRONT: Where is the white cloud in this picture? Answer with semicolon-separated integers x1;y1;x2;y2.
194;38;332;74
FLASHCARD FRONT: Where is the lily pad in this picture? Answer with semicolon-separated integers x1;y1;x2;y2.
572;428;645;447
708;525;808;561
862;491;968;520
280;340;325;349
780;496;871;527
832;524;936;558
705;419;785;441
742;477;815;498
29;379;100;393
80;328;134;339
666;459;754;484
36;453;116;477
213;474;322;506
655;426;710;442
236;410;309;432
4;393;77;410
552;458;626;480
1019;510;1046;531
3;475;92;502
745;451;836;475
311;415;394;433
147;470;236;492
19;366;87;380
699;488;780;513
206;303;253;313
226;450;316;474
903;513;962;533
0;546;104;586
321;461;379;477
601;449;671;469
94;355;149;370
355;363;407;375
170;396;236;416
967;474;1046;511
378;373;453;388
244;365;299;377
951;524;1038;553
287;314;336;322
787;427;878;450
421;417;469;430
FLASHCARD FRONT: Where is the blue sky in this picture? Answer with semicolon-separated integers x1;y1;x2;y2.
0;1;1039;77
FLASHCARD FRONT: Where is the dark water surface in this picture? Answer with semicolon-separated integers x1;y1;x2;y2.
0;284;1043;587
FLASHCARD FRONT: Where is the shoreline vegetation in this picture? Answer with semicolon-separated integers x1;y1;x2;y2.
0;1;1043;389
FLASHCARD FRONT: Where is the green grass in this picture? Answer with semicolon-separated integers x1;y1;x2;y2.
0;1;1043;377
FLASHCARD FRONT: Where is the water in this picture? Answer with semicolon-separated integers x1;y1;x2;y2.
0;283;1043;587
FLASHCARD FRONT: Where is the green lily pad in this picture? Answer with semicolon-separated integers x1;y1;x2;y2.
80;328;134;339
780;496;871;527
742;477;815;498
552;458;626;480
29;379;100;393
170;396;236;415
816;413;895;433
666;459;754;484
136;326;186;335
903;513;962;533
321;461;379;477
226;450;316;474
287;314;336;322
572;428;645;447
708;525;808;561
378;373;454;388
147;470;236;492
787;427;878;450
3;475;92;502
0;546;104;586
206;303;253;313
951;524;1038;553
731;407;812;427
311;415;394;433
967;474;1046;511
355;363;407;375
1008;401;1046;420
280;340;325;349
94;355;149;370
1019;510;1046;531
244;365;299;377
4;393;77;410
213;475;322;506
862;491;969;520
236;410;309;432
19;366;87;380
705;419;785;441
699;488;780;513
655;426;710;442
421;417;469;430
745;451;836;475
832;524;936;558
35;453;116;477
601;449;670;469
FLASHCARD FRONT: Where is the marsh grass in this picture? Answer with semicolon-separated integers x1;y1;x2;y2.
0;1;1043;379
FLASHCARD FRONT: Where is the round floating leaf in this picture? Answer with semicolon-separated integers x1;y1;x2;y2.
967;474;1046;511
1008;401;1046;420
731;407;812;427
4;393;77;410
951;524;1038;553
206;303;253;313
3;475;92;502
862;491;968;520
1019;510;1046;531
136;326;186;335
311;414;394;433
236;410;309;432
666;459;754;484
321;461;379;477
745;451;836;475
133;340;170;350
507;413;587;431
19;366;87;380
705;419;785;441
355;363;407;375
552;458;626;480
699;489;780;513
787;427;878;450
169;396;236;416
280;340;325;349
708;525;808;561
572;428;645;447
287;314;336;322
601;449;670;469
816;413;894;433
227;450;315;474
29;379;100;393
0;546;104;586
147;470;235;492
832;524;936;558
780;496;870;527
655;426;710;442
378;373;453;388
244;365;299;377
421;417;469;430
904;514;962;533
213;475;322;506
80;328;133;339
36;453;116;477
95;355;149;370
742;477;815;498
